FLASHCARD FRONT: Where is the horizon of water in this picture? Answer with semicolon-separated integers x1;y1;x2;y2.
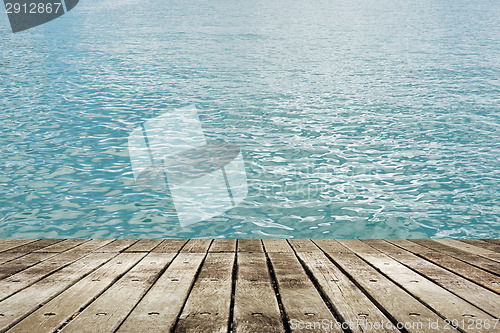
0;0;499;239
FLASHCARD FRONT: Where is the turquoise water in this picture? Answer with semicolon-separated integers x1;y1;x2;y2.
0;0;498;239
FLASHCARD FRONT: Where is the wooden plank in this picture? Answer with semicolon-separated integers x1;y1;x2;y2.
288;239;322;253
3;239;63;253
459;239;500;253
435;239;500;263
7;252;145;333
58;253;175;333
233;252;284;333
175;252;235;332
267;252;342;333
363;239;500;318
0;252;116;332
485;239;500;245
94;239;138;252
238;239;263;253
0;253;25;266
0;252;56;279
0;240;37;253
73;239;114;252
388;239;500;294
312;239;352;253
314;240;458;333
338;239;495;333
209;239;237;252
262;239;293;253
34;239;88;253
0;240;107;301
124;239;163;252
293;251;399;333
180;239;212;253
411;239;500;275
151;239;188;253
116;253;206;332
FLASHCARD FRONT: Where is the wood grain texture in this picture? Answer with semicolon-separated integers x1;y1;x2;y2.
59;253;175;333
176;252;235;333
123;239;163;252
0;252;116;332
33;239;88;253
151;238;188;252
267;251;342;333
233;252;284;333
0;239;498;333
0;240;37;253
411;239;500;275
3;239;63;253
388;239;500;294
7;253;145;333
238;239;264;253
262;239;293;253
459;239;500;253
338;239;495;333
209;239;237;253
94;239;138;253
316;240;457;333
435;239;500;263
363;239;500;318
116;253;207;332
292;250;399;333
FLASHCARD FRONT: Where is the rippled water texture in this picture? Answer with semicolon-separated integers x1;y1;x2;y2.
0;0;499;238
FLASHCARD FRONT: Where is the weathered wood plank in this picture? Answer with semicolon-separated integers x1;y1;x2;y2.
1;238;498;333
0;240;108;301
3;239;63;253
459;239;500;253
59;253;175;333
363;239;500;318
0;253;25;266
94;239;138;252
73;239;115;253
293;251;399;333
288;239;322;253
0;254;83;300
388;239;500;294
411;239;500;275
33;239;88;253
0;252;116;332
262;239;293;253
151;239;188;253
435;239;500;263
7;253;145;333
209;239;237;253
485;239;500;245
338;239;495;333
313;239;352;253
180;239;212;253
116;253;206;332
123;239;163;252
176;252;235;333
233;252;284;333
267;252;342;333
238;239;263;253
0;252;56;280
314;240;457;333
0;240;37;253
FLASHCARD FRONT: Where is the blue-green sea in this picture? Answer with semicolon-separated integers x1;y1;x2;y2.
0;0;498;239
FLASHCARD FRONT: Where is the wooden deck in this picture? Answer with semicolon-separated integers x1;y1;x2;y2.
0;239;499;332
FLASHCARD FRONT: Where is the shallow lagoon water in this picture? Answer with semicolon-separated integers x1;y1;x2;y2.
0;0;498;238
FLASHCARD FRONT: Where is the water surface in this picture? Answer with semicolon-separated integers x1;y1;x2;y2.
0;0;498;238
